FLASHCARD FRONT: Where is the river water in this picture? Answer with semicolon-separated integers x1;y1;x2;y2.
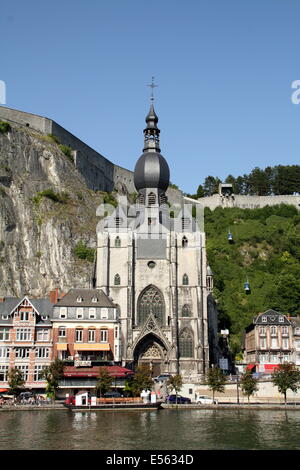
0;408;300;450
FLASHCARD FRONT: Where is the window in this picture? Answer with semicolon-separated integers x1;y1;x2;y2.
16;366;28;381
260;338;266;349
179;329;193;358
76;297;83;303
115;236;121;248
115;217;123;227
15;348;30;359
88;329;95;342
76;308;84;319
115;327;118;339
282;326;288;335
137;286;165;326
0;328;10;341
0;366;9;381
58;327;66;337
101;308;108;319
20;311;29;321
182;217;191;231
89;308;96;319
0;348;10;359
36;329;50;342
34;365;47;381
92;297;98;303
282;338;289;350
295;327;300;335
259;327;266;335
270;326;277;336
279;316;284;323
183;274;189;285
59;308;67;319
262;316;267;323
75;329;83;342
114;274;121;286
271;337;278;349
35;347;50;358
115;345;118;357
16;328;31;341
182;236;188;248
182;304;191;317
148;192;156;205
100;330;108;342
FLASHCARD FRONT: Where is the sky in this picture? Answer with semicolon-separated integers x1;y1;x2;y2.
1;0;300;193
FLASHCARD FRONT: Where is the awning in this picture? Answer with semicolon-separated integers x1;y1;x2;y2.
0;388;8;393
246;364;256;370
57;344;68;351
264;364;279;371
63;366;134;378
73;343;110;351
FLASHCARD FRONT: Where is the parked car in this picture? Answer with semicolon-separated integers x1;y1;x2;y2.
153;374;172;383
18;392;34;399
103;391;123;398
166;394;191;404
196;395;218;405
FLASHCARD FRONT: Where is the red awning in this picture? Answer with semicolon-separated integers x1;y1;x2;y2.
0;388;8;393
63;366;134;378
264;364;279;371
246;364;256;370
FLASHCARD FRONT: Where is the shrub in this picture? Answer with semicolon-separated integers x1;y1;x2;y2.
33;189;70;204
74;241;95;262
0;121;11;133
59;145;73;161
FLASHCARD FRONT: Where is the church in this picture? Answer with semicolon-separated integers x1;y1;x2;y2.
96;100;214;381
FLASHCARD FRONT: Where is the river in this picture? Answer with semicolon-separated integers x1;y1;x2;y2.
0;408;299;450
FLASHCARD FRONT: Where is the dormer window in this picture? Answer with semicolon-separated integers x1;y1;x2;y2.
41;315;48;321
279;316;284;323
262;316;267;323
76;297;83;303
2;315;8;320
20;312;29;321
92;297;98;303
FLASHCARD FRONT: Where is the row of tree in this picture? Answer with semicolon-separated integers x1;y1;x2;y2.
186;165;300;198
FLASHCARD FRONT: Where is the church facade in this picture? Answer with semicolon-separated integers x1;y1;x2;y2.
96;102;212;381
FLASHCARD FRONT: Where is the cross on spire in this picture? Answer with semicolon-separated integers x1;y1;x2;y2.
148;76;158;102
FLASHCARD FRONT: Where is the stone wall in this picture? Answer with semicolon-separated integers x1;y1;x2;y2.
197;193;300;211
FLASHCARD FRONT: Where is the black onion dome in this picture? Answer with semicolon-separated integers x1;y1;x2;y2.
134;152;170;191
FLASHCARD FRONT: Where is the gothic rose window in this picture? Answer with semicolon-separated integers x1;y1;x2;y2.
179;329;194;358
137;285;164;326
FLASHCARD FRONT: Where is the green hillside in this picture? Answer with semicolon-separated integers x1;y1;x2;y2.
205;204;300;355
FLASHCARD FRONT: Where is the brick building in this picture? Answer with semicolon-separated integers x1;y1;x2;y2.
0;295;53;391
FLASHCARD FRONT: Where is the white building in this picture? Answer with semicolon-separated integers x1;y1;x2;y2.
96;102;216;381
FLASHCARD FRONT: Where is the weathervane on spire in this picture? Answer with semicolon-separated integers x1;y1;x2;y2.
148;76;158;102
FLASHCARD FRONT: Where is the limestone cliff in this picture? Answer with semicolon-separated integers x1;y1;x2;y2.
0;123;106;297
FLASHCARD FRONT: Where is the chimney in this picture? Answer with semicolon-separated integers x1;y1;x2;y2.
49;288;59;304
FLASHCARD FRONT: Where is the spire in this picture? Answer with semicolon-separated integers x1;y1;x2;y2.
144;77;160;152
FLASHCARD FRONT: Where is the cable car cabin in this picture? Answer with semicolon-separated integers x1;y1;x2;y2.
244;282;251;294
228;232;233;243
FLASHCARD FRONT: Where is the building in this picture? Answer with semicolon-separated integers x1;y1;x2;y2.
52;288;121;365
243;309;294;373
96;102;214;381
0;295;53;391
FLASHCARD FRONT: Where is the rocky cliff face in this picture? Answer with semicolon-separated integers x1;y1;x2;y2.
0;123;105;297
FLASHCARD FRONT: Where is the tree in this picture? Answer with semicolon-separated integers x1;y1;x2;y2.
206;367;226;402
130;364;153;397
203;176;221;196
240;369;259;404
96;367;113;397
271;363;300;405
196;185;205;198
166;374;183;404
42;358;65;401
8;368;25;396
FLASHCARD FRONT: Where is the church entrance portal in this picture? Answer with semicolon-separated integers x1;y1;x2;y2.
133;334;167;377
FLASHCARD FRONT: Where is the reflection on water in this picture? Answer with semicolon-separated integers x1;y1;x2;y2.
0;409;300;450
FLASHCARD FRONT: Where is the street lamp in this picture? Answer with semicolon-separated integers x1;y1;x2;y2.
236;372;240;405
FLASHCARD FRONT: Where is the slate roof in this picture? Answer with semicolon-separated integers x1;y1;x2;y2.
55;289;115;308
254;309;290;325
0;296;53;325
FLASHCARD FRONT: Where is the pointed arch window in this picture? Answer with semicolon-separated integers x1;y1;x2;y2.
182;236;188;248
182;304;191;317
115;236;121;248
114;274;121;286
148;192;156;205
137;285;165;326
183;274;189;285
179;329;194;358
